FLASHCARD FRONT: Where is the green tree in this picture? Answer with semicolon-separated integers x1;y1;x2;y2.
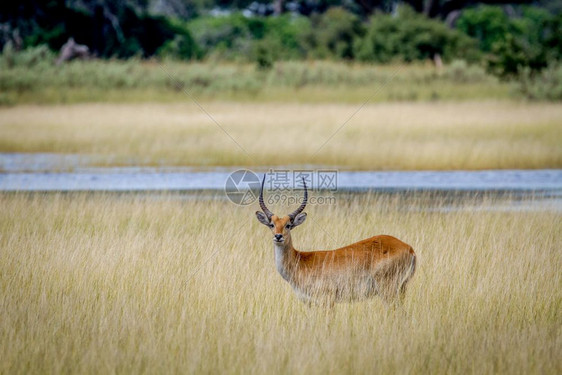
302;7;364;59
456;6;510;52
458;5;561;77
355;5;479;63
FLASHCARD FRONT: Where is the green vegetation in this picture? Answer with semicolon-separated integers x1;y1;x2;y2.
519;62;562;100
1;192;560;373
0;1;199;59
356;7;479;63
457;5;562;78
0;51;515;105
2;2;561;100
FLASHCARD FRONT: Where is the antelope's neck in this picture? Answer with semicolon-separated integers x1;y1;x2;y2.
274;240;299;282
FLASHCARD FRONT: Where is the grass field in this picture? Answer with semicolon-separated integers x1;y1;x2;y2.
0;59;512;105
1;101;561;170
0;192;560;374
1;55;560;374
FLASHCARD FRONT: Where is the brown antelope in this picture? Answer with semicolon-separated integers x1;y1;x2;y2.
255;177;416;306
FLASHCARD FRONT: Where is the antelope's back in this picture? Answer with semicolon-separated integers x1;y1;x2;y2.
342;234;415;277
340;234;414;259
298;234;414;274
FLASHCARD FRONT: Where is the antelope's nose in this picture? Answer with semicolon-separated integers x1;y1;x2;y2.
274;234;283;241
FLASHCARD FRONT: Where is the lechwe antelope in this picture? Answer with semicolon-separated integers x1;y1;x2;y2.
256;177;416;306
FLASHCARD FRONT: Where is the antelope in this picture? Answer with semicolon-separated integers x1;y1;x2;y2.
255;177;416;306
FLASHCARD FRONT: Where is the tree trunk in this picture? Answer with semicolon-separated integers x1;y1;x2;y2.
56;38;90;65
273;0;285;15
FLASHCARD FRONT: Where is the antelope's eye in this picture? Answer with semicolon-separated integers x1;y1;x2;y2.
286;224;292;229
268;224;274;228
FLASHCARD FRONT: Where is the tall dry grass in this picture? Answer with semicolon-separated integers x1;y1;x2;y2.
0;101;561;170
1;192;560;374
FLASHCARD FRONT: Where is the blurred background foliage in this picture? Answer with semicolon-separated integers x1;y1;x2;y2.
0;0;561;100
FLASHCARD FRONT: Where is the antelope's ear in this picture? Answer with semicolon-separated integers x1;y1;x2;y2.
255;211;271;226
291;212;307;227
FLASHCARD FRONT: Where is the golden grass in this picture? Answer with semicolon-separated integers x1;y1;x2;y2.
1;192;560;374
0;101;561;170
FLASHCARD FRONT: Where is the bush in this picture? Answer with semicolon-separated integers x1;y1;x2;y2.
187;14;309;62
187;14;254;60
355;6;479;63
0;43;55;69
456;6;511;52
253;40;274;70
519;62;562;100
156;18;201;61
458;5;561;78
261;16;310;60
486;34;530;78
443;60;491;83
248;16;311;65
302;7;364;60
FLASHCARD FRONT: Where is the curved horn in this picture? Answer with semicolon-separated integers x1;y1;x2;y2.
259;175;274;220
288;178;307;221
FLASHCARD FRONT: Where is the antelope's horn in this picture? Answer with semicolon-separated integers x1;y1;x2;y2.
259;175;274;220
288;178;307;221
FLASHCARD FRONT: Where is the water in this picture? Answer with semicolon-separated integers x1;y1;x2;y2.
0;153;89;172
1;168;560;193
1;154;561;208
